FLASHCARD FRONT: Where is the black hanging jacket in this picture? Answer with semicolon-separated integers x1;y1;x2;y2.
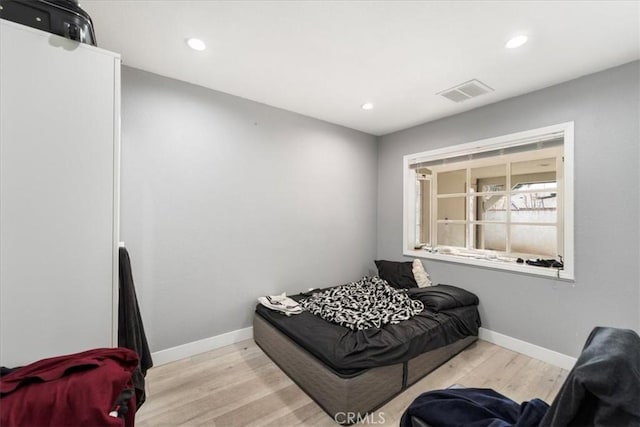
118;247;153;408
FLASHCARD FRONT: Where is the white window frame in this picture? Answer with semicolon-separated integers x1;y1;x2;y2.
403;122;574;280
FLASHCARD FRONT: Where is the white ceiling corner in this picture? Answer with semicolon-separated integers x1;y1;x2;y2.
81;0;640;136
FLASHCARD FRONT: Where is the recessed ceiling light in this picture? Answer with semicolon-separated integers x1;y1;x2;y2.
186;38;206;51
505;35;528;49
361;102;374;110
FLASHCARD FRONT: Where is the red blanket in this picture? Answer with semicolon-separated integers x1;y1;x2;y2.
1;348;139;427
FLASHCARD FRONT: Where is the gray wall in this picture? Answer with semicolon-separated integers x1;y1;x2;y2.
121;67;378;351
123;61;639;357
377;61;640;357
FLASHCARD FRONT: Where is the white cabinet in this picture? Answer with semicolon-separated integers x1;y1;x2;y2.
0;20;120;367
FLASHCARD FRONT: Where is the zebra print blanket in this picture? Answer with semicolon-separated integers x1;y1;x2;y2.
299;276;424;330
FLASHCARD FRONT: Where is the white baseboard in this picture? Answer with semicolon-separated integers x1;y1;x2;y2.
151;326;254;366
479;327;576;370
150;325;575;370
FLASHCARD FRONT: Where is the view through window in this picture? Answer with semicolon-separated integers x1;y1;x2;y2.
404;123;574;279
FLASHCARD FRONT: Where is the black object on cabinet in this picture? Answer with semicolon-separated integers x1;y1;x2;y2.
0;0;97;45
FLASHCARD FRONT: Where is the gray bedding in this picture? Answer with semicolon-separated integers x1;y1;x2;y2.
255;284;481;376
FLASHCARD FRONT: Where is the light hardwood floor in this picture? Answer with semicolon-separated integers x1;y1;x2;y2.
136;339;568;426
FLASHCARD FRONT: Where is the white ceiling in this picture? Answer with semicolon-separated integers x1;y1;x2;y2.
82;1;640;136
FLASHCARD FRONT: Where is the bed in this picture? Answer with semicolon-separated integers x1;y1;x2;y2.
253;276;481;422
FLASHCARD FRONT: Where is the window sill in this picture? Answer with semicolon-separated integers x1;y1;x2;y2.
404;249;575;281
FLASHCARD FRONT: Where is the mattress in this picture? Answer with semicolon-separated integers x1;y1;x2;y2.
254;314;477;421
253;283;480;422
255;292;480;375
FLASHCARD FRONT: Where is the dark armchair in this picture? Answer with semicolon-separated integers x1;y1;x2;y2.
401;327;640;427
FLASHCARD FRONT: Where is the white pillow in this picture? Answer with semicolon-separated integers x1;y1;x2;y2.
412;259;432;288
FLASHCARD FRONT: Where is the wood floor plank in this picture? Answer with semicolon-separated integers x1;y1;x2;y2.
138;352;274;419
501;358;567;403
454;347;526;390
138;359;289;424
135;339;568;426
543;368;569;403
174;364;296;425
215;383;312;426
262;402;333;427
149;347;268;398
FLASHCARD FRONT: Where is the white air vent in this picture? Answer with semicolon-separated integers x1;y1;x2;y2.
438;79;494;103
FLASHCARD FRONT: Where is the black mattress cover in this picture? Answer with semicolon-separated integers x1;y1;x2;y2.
255;287;480;377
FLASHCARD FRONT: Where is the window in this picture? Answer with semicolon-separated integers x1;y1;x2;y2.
403;122;574;280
